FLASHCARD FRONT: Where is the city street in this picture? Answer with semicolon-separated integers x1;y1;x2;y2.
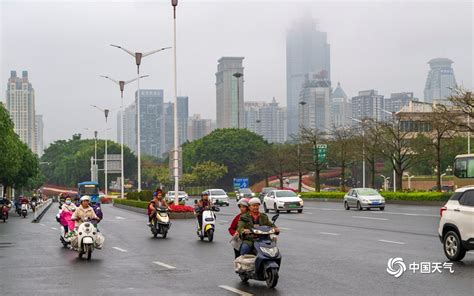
0;200;472;296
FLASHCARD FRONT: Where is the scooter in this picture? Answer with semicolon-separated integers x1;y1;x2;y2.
31;200;37;212
76;220;98;260
0;204;11;222
234;214;281;288
195;203;220;242
149;207;171;238
20;203;28;218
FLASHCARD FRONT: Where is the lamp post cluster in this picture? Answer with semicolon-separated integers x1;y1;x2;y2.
97;1;178;200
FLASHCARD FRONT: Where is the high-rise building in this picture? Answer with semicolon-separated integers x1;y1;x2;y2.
244;99;287;143
136;89;164;157
351;90;385;121
6;71;37;153
331;82;351;128
287;17;331;136
385;92;418;115
424;58;457;105
35;115;44;157
117;103;137;153
216;57;244;129
162;98;188;156
299;72;332;133
187;114;214;142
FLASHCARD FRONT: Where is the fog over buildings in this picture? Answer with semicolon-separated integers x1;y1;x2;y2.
1;0;472;147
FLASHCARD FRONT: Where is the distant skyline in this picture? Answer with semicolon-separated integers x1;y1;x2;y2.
1;0;472;146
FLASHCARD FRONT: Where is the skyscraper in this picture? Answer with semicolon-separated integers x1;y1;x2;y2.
177;96;189;144
136;89;164;157
385;92;418;115
299;72;332;133
187;114;214;142
424;58;457;105
216;57;244;129
35;115;44;157
287;17;331;136
117;103;137;153
331;82;351;128
351;90;385;121
162;98;188;156
244;99;287;143
6;71;37;153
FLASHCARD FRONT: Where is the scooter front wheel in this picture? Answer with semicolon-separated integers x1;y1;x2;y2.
265;268;279;288
207;229;214;242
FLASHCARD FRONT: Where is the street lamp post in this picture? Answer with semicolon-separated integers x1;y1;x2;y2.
377;107;398;191
380;175;390;191
110;45;170;192
298;101;307;193
172;0;179;205
350;117;366;188
441;173;447;188
404;172;415;190
91;105;115;195
101;75;147;198
233;72;243;129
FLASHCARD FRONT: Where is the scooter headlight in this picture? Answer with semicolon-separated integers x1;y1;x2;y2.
260;246;279;258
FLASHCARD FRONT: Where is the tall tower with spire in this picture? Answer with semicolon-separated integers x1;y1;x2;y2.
331;82;351;128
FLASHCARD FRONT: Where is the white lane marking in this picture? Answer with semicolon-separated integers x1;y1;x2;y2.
303;212;313;214
51;227;58;230
218;285;253;296
152;261;176;269
279;227;291;230
378;239;406;245
371;211;437;217
352;216;388;221
115;216;125;220
320;232;340;236
112;247;128;252
40;224;45;226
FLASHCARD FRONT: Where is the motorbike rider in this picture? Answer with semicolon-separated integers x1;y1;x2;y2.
71;196;99;229
237;197;279;255
60;197;76;235
90;195;103;220
195;191;213;231
229;198;249;258
147;189;168;226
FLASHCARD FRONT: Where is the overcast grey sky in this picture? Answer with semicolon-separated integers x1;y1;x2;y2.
1;0;473;146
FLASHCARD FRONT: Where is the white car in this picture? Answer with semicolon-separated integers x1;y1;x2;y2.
438;186;474;261
263;190;304;213
165;191;188;203
207;189;229;206
344;188;385;211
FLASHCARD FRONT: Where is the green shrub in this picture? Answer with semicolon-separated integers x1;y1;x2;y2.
300;191;451;201
113;198;148;209
126;190;153;201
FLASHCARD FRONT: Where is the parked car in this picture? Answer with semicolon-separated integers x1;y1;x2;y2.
165;191;188;203
263;189;304;213
344;188;385;211
236;188;255;201
438;185;474;261
258;187;277;201
207;189;230;206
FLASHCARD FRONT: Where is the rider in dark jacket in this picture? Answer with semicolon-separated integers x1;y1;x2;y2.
195;191;213;231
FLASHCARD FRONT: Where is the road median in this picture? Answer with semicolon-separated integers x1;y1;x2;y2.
113;199;195;219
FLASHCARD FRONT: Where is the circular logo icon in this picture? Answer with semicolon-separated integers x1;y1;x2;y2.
387;257;406;278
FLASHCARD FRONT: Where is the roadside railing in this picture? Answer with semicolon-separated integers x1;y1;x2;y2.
32;199;53;223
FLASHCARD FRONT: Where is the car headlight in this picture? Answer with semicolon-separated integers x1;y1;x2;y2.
299;199;304;205
260;247;279;257
362;199;369;203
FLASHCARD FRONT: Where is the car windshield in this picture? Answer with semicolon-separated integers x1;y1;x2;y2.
357;189;379;196
275;191;297;198
240;188;252;193
210;190;226;195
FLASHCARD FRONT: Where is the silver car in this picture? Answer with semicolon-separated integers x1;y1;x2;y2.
344;188;385;211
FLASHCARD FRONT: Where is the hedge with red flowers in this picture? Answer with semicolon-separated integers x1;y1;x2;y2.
169;204;194;213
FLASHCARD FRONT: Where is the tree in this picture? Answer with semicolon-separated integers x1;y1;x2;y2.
441;88;474;132
299;126;327;192
363;119;385;188
182;129;269;189
378;117;418;191
328;127;357;192
264;144;294;188
191;161;228;187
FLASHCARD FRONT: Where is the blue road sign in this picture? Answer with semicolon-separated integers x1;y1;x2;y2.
233;178;249;189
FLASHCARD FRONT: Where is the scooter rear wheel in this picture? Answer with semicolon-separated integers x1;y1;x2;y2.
239;274;249;282
266;268;279;288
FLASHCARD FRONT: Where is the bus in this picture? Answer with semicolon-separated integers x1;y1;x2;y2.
453;154;474;189
77;182;100;202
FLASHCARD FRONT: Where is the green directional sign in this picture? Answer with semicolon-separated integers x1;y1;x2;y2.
313;144;327;163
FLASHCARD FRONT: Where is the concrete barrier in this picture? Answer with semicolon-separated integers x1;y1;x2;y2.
32;199;53;223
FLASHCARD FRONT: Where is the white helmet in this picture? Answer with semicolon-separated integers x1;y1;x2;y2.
248;197;261;205
80;195;90;202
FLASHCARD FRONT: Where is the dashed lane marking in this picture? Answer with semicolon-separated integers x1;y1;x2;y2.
352;216;388;221
112;247;128;252
378;239;406;245
115;216;125;220
320;232;340;236
51;227;57;230
40;224;45;226
218;285;253;296
152;261;176;269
